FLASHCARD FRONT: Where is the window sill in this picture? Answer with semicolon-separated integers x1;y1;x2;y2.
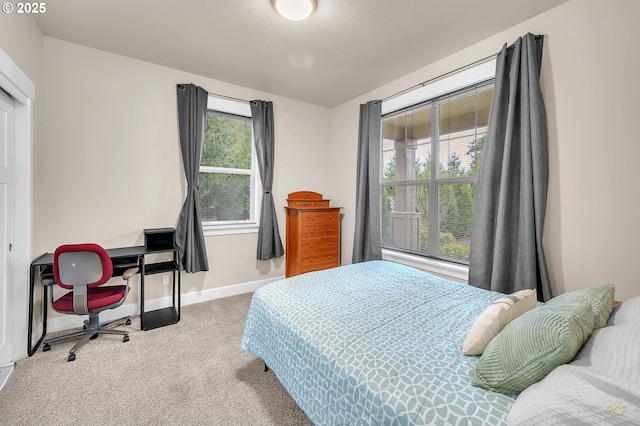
203;223;259;237
381;249;469;282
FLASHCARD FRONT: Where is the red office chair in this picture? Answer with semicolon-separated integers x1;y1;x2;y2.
42;243;139;361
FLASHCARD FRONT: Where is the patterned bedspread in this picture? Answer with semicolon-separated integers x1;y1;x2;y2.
240;260;515;425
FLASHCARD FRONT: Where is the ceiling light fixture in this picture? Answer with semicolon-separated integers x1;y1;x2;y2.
273;0;317;21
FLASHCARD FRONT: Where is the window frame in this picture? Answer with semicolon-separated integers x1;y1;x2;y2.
380;59;496;279
200;96;260;237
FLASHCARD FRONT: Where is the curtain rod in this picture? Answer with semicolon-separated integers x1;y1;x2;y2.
381;34;543;104
381;52;498;103
177;83;254;104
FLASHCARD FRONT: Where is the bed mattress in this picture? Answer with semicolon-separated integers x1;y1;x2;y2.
241;260;515;425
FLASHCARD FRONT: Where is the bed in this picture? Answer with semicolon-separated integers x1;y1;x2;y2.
240;260;640;425
240;261;515;425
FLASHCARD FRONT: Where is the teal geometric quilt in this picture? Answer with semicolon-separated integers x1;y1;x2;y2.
241;260;515;425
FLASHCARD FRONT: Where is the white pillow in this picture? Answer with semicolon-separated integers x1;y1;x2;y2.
462;289;537;356
508;322;640;425
608;296;640;326
511;288;538;317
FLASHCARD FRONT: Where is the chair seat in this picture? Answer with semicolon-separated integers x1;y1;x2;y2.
53;285;129;313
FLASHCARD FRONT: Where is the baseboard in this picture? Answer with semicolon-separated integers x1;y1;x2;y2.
32;275;283;344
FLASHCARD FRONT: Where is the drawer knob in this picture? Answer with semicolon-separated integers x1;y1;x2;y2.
327;228;332;233
310;258;313;262
328;215;332;219
328;242;332;246
310;230;314;234
309;216;314;220
310;244;314;248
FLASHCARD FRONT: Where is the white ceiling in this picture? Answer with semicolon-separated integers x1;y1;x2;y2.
33;0;567;108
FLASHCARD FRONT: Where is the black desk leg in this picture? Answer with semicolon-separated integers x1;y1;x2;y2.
140;258;145;329
27;266;48;357
175;249;181;322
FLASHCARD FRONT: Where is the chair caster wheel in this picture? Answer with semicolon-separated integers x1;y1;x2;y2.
123;335;129;343
43;343;51;352
90;333;99;340
68;353;76;362
126;319;132;326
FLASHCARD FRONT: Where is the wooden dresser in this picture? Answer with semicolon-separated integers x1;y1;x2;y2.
285;191;341;277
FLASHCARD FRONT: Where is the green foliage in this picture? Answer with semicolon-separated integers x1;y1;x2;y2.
467;135;485;177
202;113;251;168
440;181;475;239
381;155;397;235
419;222;429;250
199;173;250;221
440;243;471;261
418;229;470;262
439;231;456;246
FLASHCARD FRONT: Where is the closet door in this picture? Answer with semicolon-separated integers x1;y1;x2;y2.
0;88;15;367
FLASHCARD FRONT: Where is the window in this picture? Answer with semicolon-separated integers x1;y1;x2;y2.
381;64;494;265
199;97;259;235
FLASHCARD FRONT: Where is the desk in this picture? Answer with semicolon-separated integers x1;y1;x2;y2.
28;245;181;356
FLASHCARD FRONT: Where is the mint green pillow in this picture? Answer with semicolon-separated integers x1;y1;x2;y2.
472;300;594;395
546;285;614;329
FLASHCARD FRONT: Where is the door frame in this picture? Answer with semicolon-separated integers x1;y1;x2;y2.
0;47;34;361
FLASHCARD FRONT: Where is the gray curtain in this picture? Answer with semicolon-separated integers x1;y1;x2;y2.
175;83;209;273
469;33;551;301
250;100;284;260
352;100;382;263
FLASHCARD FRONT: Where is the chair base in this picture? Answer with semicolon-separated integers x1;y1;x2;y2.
43;313;131;362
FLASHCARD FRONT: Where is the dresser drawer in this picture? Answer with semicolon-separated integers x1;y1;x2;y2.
300;211;339;224
301;224;338;238
301;237;339;253
300;262;339;274
288;200;330;208
300;251;339;268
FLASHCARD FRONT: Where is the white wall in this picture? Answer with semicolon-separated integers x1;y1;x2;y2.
40;37;333;310
329;0;640;301
0;14;42;88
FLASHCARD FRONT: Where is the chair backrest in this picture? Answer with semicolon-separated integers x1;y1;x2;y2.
53;243;113;289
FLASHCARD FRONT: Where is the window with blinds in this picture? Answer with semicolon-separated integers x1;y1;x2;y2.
381;81;494;264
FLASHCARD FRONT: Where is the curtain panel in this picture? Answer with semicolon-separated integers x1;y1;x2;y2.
250;100;285;260
175;83;209;273
352;100;383;263
469;33;551;301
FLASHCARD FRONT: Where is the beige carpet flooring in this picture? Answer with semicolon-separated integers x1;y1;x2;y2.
0;293;313;425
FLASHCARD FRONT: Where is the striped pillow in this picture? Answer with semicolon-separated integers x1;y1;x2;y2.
472;300;595;395
546;285;614;329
